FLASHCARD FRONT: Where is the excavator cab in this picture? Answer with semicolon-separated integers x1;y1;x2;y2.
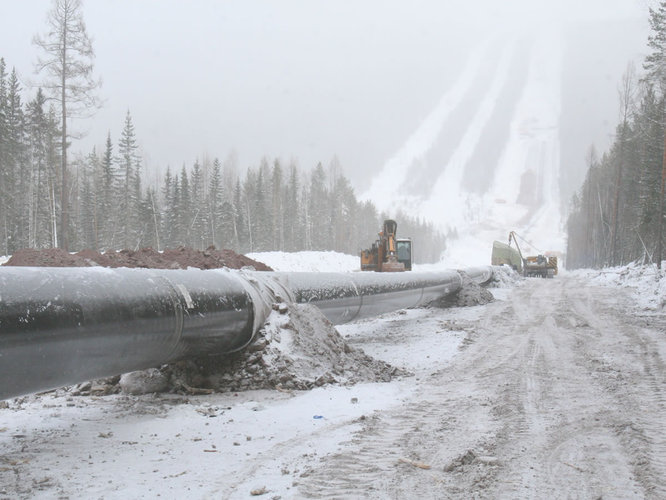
396;239;412;271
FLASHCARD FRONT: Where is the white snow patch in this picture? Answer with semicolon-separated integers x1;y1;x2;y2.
247;250;359;272
338;308;467;374
572;263;666;311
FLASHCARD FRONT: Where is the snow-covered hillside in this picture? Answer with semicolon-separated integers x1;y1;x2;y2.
363;30;565;267
361;16;646;269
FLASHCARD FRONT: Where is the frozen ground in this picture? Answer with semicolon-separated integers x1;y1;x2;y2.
1;255;666;498
246;251;360;272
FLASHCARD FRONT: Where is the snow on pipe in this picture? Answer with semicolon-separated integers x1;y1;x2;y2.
0;265;492;400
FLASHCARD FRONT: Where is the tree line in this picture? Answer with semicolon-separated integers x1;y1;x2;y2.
567;2;666;269
0;58;445;262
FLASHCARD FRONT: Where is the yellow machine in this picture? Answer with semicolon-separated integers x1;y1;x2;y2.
492;231;557;278
360;219;412;272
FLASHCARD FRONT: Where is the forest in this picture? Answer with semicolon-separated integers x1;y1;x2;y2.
0;1;446;263
566;2;666;269
0;64;445;262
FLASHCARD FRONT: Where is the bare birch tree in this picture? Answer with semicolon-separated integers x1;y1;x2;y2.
33;0;101;250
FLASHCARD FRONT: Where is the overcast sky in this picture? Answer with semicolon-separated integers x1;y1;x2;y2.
0;0;649;189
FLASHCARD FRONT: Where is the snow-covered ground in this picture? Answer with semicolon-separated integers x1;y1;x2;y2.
1;253;666;498
247;251;360;272
0;251;481;498
571;263;666;311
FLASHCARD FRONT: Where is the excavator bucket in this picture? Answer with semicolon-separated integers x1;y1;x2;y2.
381;256;406;272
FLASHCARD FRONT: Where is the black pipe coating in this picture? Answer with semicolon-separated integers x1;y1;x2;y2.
0;265;492;400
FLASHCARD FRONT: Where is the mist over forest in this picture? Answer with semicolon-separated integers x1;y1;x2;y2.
0;0;657;267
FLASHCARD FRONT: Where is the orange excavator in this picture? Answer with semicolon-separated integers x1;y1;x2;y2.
360;219;412;272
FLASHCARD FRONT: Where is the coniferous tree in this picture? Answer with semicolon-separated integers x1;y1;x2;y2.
178;166;192;247
234;178;247;252
26;89;49;248
308;162;328;250
161;167;176;248
98;133;117;248
283;163;301;252
190;159;206;249
0;60;8;255
117;111;141;248
208;158;222;248
5;68;27;252
78;149;100;249
271;159;284;251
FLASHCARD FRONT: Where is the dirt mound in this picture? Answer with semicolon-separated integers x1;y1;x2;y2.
78;302;405;397
3;246;272;271
158;305;403;394
434;271;495;308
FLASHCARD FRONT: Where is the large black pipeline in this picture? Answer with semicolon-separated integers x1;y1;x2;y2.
0;266;492;400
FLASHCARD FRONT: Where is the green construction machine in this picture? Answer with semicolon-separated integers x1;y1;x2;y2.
491;231;557;278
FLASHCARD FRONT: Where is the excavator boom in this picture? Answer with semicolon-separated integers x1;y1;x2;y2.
492;231;557;278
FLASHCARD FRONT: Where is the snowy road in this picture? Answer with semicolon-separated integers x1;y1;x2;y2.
1;273;666;498
298;276;666;498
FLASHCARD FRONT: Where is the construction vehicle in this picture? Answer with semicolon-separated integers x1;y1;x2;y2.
360;219;412;272
491;231;557;278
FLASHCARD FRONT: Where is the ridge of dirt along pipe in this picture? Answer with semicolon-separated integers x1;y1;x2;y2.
0;266;493;400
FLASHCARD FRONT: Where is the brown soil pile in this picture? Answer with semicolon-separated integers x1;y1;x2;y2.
3;246;272;271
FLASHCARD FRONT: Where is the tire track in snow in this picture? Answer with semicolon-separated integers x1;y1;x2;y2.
588;313;666;499
483;279;644;498
292;277;663;498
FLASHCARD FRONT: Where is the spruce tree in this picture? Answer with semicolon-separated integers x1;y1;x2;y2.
117;111;141;248
308;162;328;250
26;89;50;248
5;69;26;252
179;166;191;247
99;133;116;249
208;158;223;248
190;159;206;249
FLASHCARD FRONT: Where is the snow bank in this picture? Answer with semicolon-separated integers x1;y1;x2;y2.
0;255;8;266
247;250;359;272
573;264;666;311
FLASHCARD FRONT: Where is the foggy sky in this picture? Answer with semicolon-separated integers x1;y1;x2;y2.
0;0;649;191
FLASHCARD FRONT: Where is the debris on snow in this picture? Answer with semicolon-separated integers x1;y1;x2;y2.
443;449;478;472
399;457;432;470
250;486;268;496
434;271;494;308
119;368;170;395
